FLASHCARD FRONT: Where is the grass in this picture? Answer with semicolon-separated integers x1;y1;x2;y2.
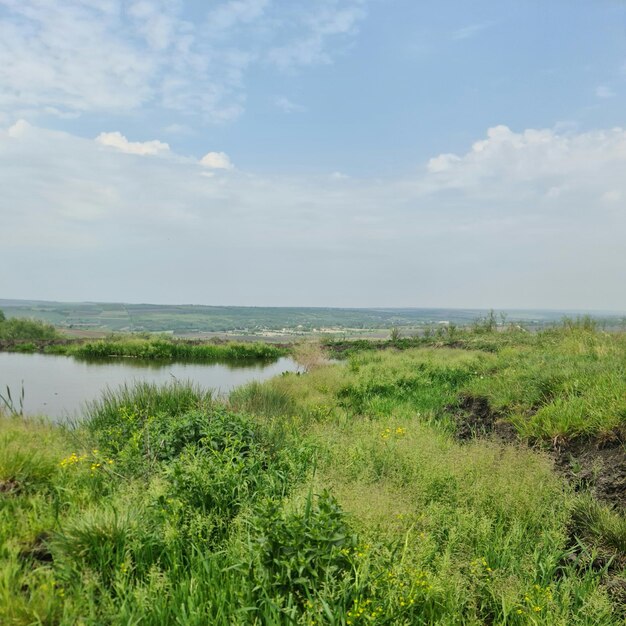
1;325;625;624
0;315;59;343
460;327;626;441
45;336;287;362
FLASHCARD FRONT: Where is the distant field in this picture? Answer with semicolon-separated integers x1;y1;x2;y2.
1;299;625;336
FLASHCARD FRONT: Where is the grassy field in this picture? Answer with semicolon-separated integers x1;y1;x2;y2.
1;323;625;624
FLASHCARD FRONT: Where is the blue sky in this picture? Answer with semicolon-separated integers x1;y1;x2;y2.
1;0;626;309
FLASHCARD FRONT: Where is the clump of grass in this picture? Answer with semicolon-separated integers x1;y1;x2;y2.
64;337;285;362
85;381;212;434
52;504;169;589
229;380;296;418
162;410;312;545
0;416;64;493
0;316;59;342
82;381;214;473
291;341;329;372
246;490;360;618
465;329;626;440
570;496;626;557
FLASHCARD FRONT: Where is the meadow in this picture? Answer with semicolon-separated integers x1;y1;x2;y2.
0;321;625;624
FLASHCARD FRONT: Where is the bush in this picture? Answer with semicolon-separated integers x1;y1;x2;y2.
0;317;58;341
162;409;311;545
249;491;358;606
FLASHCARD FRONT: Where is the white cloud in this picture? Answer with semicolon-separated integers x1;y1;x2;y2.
96;131;170;156
0;1;155;115
163;123;192;135
595;85;615;99
127;0;180;51
204;0;271;37
3;120;626;309
601;190;622;203
0;0;370;122
274;96;306;113
200;151;234;169
452;21;494;41
427;153;461;173
424;124;626;197
266;1;368;69
545;186;564;199
7;119;32;138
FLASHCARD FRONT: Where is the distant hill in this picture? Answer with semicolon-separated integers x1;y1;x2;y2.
0;299;623;336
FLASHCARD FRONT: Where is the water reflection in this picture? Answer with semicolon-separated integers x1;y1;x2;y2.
0;352;300;422
73;355;279;371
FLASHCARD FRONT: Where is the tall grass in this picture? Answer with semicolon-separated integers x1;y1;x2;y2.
465;329;626;440
0;316;59;342
62;337;286;361
230;380;297;418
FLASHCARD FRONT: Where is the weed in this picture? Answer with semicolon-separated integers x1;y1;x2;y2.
0;382;24;417
248;491;359;611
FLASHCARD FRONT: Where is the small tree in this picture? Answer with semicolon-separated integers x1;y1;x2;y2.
0;310;5;323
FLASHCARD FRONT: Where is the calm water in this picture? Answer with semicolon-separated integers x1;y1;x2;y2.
0;352;300;421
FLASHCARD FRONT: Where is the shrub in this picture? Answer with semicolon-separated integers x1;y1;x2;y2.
292;341;327;372
162;409;311;545
0;317;58;341
249;491;358;605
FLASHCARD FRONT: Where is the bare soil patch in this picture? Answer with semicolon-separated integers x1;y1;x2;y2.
450;393;517;443
0;478;21;494
19;532;53;564
450;394;626;511
554;432;626;510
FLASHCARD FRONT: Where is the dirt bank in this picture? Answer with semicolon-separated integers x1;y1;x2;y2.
450;393;626;511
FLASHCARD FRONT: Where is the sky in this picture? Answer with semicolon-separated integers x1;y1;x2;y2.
1;0;626;310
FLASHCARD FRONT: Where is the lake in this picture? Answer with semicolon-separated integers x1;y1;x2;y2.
0;352;300;421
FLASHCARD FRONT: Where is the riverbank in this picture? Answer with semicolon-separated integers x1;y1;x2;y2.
1;324;625;624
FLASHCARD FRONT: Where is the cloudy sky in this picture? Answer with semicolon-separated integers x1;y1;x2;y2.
1;0;626;310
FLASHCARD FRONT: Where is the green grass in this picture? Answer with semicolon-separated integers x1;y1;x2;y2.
461;327;626;441
49;336;287;362
1;327;625;624
0;315;59;342
325;322;626;442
